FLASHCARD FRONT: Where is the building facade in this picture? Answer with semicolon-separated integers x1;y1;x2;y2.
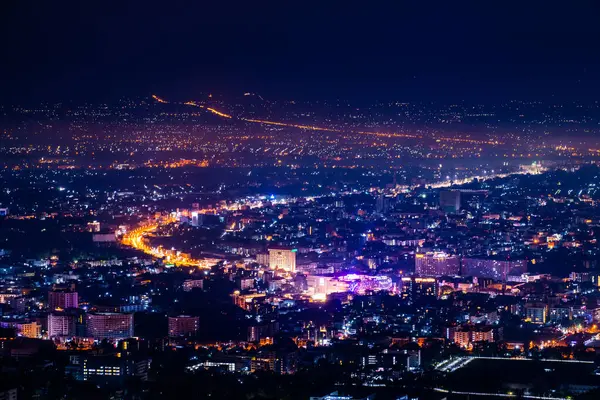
48;312;76;338
462;257;527;281
415;252;460;276
400;277;438;304
168;315;199;338
268;248;296;273
86;313;134;340
48;289;79;310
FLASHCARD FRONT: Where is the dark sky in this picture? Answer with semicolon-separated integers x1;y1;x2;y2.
2;1;600;103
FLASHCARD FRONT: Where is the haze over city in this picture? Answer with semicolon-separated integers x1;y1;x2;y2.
2;2;600;400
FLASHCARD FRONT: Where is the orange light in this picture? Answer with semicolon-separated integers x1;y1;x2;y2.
151;94;168;104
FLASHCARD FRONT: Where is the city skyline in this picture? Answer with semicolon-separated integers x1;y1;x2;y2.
3;2;600;399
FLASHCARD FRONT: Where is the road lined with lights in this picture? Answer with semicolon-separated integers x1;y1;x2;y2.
436;356;594;373
154;95;501;145
121;217;218;268
435;356;475;372
432;388;567;400
120;158;544;268
426;168;543;189
120;198;294;268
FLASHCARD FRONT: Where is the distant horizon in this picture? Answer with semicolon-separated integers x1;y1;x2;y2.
5;90;600;107
3;2;600;104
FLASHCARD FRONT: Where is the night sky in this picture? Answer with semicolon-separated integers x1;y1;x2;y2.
2;1;600;103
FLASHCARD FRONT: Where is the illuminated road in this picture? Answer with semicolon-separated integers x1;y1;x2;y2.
152;94;168;104
121;217;218;269
425;168;543;189
121;159;543;267
435;356;475;372
434;356;583;400
120;198;291;267
433;388;567;400
154;95;501;145
436;356;593;372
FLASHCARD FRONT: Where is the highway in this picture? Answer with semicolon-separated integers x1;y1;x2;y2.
432;388;568;400
436;356;594;372
120;158;543;268
425;168;543;189
121;217;218;269
433;356;580;400
155;94;501;145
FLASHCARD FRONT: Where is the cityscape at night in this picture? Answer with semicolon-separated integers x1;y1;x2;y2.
3;1;600;399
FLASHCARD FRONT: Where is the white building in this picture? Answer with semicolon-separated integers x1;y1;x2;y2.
268;247;296;273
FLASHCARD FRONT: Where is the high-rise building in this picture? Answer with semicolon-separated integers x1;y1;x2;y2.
462;257;527;281
375;194;391;213
0;320;41;338
445;325;496;348
415;252;459;276
236;277;255;290
48;289;78;310
405;347;421;370
525;303;548;324
268;247;296;273
256;252;270;266
86;313;134;340
400;277;438;304
439;190;461;213
251;347;297;375
453;329;471;348
191;211;200;227
168;315;199;338
471;327;495;343
23;321;41;338
67;354;150;386
549;306;572;322
233;292;267;311
48;312;76;338
248;321;279;342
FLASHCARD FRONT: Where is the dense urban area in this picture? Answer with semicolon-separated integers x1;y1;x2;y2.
3;95;600;399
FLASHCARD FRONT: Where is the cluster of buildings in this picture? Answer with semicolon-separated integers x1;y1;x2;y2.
2;145;600;397
415;251;527;281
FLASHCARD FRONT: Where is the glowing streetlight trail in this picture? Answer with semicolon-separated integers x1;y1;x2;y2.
243;118;342;132
183;101;233;118
154;95;502;145
152;94;169;104
432;388;567;400
121;217;216;268
122;157;540;268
